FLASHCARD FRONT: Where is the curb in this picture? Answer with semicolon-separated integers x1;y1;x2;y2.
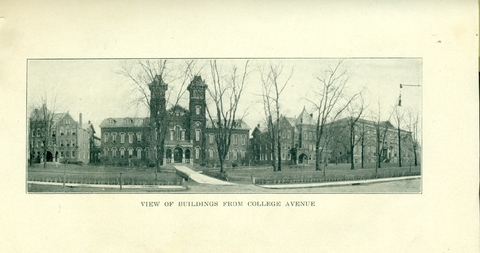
27;181;186;190
256;176;421;189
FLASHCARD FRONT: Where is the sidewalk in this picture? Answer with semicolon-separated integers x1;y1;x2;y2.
256;175;421;189
174;166;236;185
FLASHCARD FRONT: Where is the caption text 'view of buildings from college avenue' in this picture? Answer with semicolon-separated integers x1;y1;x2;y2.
28;59;421;174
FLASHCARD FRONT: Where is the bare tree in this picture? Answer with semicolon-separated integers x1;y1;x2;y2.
258;62;294;172
393;105;405;167
370;101;395;175
118;60;198;176
406;108;420;167
307;61;360;174
29;84;63;169
205;60;250;173
344;92;367;170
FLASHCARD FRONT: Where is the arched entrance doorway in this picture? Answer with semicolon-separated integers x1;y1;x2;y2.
173;147;183;163
46;151;53;162
298;153;308;164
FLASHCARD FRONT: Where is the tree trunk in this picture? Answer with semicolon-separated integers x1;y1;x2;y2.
413;145;418;166
397;127;402;167
277;139;281;172
361;137;364;169
219;157;224;173
350;145;355;170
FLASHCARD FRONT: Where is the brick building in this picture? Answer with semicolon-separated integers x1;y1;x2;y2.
29;111;97;165
327;117;416;166
99;75;250;166
250;107;319;165
249;111;417;167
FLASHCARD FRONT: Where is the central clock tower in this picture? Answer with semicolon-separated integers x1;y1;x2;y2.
187;76;207;162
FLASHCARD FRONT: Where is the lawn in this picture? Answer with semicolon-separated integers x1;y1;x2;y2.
28;163;183;186
200;163;421;184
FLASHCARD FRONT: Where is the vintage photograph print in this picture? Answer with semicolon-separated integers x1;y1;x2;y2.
27;58;422;193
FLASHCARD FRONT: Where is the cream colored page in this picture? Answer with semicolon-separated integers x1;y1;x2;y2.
0;1;478;252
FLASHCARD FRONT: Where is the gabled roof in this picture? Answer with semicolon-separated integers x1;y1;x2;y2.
295;107;315;125
52;113;67;125
284;117;296;127
99;117;149;128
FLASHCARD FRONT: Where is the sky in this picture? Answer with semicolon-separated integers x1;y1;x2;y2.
27;58;422;136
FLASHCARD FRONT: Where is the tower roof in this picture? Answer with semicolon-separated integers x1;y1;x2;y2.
149;74;168;87
187;75;207;89
295;107;314;125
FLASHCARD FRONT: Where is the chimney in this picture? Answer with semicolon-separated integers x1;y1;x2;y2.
79;113;82;127
257;124;260;128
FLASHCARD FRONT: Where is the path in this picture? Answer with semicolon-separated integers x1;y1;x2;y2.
174;166;236;185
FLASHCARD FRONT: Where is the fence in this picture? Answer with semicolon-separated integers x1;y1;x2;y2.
254;170;421;185
28;170;183;190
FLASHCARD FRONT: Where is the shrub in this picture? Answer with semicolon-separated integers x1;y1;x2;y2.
231;162;238;168
200;162;207;167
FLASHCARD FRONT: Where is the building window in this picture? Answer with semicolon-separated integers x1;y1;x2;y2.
120;148;125;158
195;129;200;142
60;140;63;147
120;133;125;143
71;151;75;157
233;149;238;160
128;133;133;143
242;135;246;145
128;147;133;158
174;126;181;140
137;148;142;159
72;127;76;135
136;133;142;142
71;140;75;147
60;127;64;136
60;151;63;158
195;105;201;115
181;131;185;141
195;147;200;159
104;133;109;143
233;135;238;144
111;133;117;143
103;148;108;156
209;134;214;144
287;132;291;139
209;149;214;159
170;130;174;140
66;128;70;135
112;148;117;158
241;149;246;158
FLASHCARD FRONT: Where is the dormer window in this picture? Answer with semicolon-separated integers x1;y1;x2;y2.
124;118;133;125
195;105;201;115
108;119;115;125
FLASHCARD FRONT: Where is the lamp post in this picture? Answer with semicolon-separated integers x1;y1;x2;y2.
398;84;421;107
